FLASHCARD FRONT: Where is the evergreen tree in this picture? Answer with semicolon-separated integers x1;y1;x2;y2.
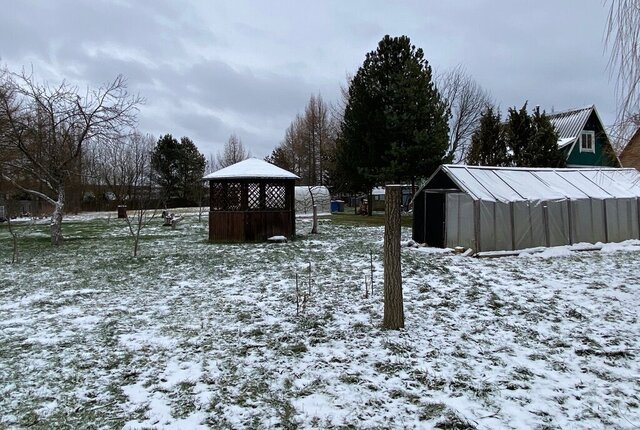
264;145;295;174
152;134;181;199
466;106;510;166
151;134;205;204
504;103;565;168
468;103;566;168
336;35;449;192
505;103;533;167
529;107;565;167
177;136;206;202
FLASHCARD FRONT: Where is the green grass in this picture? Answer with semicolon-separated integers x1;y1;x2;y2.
330;211;413;227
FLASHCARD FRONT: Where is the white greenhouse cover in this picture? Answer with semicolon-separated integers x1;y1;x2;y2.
441;165;640;203
203;158;299;180
295;186;331;215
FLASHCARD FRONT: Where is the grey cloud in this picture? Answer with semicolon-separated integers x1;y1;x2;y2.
1;0;618;157
182;60;320;116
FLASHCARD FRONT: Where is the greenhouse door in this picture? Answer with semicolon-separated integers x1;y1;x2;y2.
424;192;445;247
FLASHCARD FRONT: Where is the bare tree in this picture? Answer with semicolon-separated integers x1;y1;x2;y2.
2;207;37;264
436;65;493;163
197;155;215;222
303;94;334;185
215;133;250;169
266;94;337;185
606;0;640;147
87;131;155;206
118;135;157;257
5;214;19;264
0;69;142;245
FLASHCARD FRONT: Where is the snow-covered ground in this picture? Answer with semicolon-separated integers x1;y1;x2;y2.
0;212;639;429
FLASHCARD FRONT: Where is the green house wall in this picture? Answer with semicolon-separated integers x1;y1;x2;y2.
564;111;618;167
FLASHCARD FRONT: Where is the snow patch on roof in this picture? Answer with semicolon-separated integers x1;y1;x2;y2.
557;137;575;149
203;158;299;180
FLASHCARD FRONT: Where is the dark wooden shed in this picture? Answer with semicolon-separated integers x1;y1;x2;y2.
203;158;299;242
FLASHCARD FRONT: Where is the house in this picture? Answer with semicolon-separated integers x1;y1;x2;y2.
619;127;640;171
547;105;619;167
412;164;640;252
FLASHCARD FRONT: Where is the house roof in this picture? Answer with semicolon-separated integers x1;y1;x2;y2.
202;158;300;180
422;164;640;203
547;105;594;149
619;127;640;169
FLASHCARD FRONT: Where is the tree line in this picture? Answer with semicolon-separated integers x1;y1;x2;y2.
0;68;211;245
3;28;609;245
267;35;565;201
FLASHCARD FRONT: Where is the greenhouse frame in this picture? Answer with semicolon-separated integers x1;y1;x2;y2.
412;165;640;252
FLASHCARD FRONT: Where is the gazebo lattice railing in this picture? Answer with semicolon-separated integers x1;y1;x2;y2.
210;180;288;211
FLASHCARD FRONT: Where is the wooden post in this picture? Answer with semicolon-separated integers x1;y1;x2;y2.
383;185;404;329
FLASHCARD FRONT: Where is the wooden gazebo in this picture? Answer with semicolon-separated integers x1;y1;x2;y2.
203;158;299;242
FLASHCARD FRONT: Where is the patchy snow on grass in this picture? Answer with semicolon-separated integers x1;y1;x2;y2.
0;212;639;429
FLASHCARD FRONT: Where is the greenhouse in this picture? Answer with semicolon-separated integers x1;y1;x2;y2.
412;165;640;252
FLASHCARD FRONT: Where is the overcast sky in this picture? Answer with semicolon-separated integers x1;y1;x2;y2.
0;0;616;158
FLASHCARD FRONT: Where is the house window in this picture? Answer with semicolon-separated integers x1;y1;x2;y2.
580;131;595;153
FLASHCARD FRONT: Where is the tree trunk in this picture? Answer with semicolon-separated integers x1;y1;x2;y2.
7;217;18;264
308;185;318;234
383;185;404;329
368;188;373;216
311;205;318;234
50;190;65;246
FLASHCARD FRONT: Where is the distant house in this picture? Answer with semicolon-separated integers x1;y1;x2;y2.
369;186;413;211
548;105;619;167
619;127;640;171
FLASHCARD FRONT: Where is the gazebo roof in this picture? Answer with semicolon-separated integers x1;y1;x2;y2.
203;158;299;180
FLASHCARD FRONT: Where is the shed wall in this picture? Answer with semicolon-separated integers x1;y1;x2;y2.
570;199;606;244
444;193;475;250
547;201;571;247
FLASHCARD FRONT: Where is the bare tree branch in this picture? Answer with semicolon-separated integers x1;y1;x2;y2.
215;133;250;169
436;65;493;163
606;0;640;146
0;68;143;245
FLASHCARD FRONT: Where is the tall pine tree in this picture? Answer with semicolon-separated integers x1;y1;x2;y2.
336;35;449;193
529;107;565;167
466;106;510;166
151;134;205;205
505;103;533;167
